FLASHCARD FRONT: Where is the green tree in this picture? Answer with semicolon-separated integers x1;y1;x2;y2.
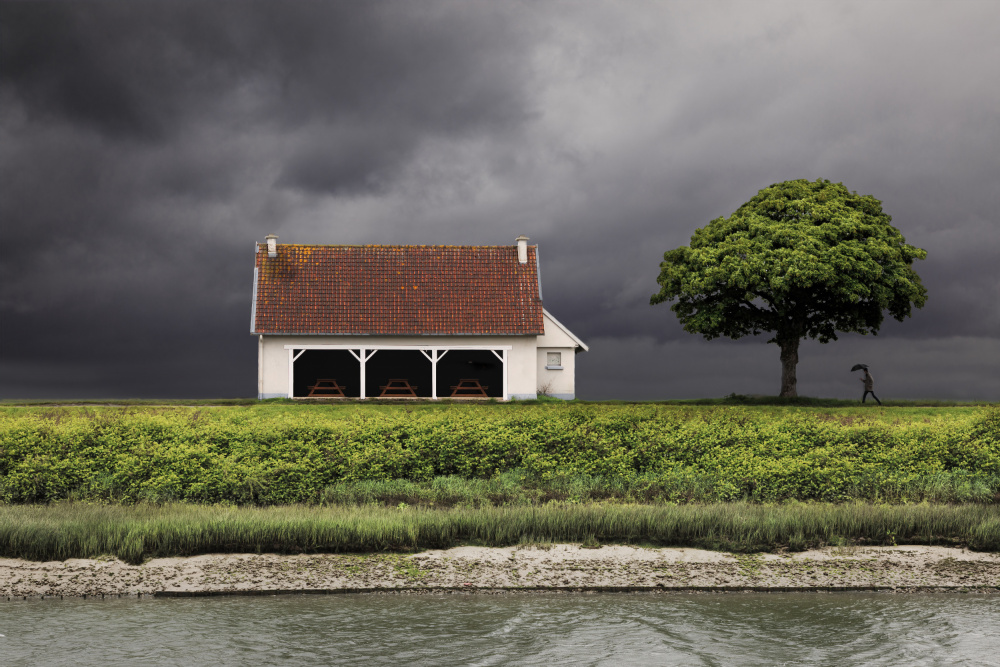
650;179;928;397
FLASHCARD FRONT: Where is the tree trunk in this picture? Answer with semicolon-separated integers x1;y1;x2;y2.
778;336;799;398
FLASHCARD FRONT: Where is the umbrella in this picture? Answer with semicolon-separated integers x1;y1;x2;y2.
850;364;869;372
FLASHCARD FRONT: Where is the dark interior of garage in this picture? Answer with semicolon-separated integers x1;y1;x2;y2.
292;348;504;399
435;350;503;398
292;350;360;397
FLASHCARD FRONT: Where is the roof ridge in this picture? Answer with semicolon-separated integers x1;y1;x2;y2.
257;243;532;248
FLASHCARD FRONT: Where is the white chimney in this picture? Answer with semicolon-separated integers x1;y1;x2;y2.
515;235;529;264
265;234;278;258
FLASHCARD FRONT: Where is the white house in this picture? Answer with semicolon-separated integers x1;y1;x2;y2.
252;235;588;400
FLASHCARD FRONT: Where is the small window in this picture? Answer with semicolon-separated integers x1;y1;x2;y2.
546;352;562;369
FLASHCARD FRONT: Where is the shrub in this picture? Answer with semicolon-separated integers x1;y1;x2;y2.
0;404;997;505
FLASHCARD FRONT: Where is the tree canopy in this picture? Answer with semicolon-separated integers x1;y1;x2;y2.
650;179;928;397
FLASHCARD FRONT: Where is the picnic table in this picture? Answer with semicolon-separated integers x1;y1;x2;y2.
449;378;489;398
306;379;346;398
379;378;418;398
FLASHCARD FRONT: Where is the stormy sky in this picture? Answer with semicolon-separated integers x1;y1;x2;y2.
2;0;998;401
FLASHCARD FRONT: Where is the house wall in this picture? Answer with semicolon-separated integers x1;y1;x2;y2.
535;311;582;400
536;347;576;399
259;334;540;400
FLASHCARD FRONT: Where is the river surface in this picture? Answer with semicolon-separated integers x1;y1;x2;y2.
3;592;1000;666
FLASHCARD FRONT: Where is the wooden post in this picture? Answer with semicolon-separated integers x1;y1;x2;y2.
359;348;366;399
492;349;508;400
502;349;508;400
420;349;447;399
288;348;306;398
349;348;376;399
421;350;435;399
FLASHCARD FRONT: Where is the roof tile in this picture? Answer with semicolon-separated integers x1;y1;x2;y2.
253;244;544;335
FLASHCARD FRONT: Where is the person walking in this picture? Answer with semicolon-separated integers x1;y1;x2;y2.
860;368;882;405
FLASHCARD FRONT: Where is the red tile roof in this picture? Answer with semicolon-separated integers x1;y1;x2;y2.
253;244;544;335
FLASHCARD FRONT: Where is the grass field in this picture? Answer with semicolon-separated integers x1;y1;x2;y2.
3;501;998;564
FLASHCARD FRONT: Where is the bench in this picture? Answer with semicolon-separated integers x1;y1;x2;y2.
379;379;418;397
449;378;489;398
306;379;346;398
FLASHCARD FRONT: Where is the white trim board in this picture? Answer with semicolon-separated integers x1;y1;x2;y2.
542;309;589;352
283;344;513;351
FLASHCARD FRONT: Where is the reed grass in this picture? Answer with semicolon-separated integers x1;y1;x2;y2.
2;502;998;565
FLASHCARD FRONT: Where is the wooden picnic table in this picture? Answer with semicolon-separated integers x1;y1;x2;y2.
306;379;346;398
450;378;489;398
379;378;418;398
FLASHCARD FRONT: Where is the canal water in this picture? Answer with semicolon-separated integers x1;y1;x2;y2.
3;592;999;666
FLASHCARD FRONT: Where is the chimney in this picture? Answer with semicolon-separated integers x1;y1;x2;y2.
265;234;278;258
515;235;529;264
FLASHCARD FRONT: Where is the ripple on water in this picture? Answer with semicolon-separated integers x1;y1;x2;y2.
2;593;1000;666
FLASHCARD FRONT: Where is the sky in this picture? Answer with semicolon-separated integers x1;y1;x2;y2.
2;0;998;401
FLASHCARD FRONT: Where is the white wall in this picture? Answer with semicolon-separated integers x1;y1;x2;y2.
535;311;583;399
536;347;576;399
259;334;539;399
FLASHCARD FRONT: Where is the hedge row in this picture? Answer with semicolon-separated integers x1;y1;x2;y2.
1;404;998;504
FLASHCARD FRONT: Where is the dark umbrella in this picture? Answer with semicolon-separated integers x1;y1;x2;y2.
850;364;869;372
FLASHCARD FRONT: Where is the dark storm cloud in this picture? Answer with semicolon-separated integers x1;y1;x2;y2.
1;3;162;139
2;0;998;400
1;1;531;165
277;128;413;197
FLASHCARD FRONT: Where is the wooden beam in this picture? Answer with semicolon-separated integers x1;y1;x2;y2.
419;350;437;399
491;349;508;400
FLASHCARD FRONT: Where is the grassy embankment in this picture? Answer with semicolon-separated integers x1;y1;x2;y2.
4;501;1000;565
1;402;998;561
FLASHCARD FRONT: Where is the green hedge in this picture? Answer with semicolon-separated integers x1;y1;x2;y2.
1;404;998;504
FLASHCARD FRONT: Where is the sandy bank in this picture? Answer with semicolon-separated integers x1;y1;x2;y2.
3;545;999;599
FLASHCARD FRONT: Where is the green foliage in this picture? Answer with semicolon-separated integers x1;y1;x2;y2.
651;179;928;343
1;404;998;505
2;501;999;564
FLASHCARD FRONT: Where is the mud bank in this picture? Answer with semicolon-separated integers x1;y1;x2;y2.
3;545;999;599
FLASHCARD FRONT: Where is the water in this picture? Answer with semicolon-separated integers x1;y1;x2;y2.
3;593;1000;666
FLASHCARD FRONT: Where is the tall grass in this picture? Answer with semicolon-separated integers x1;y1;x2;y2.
2;502;998;565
